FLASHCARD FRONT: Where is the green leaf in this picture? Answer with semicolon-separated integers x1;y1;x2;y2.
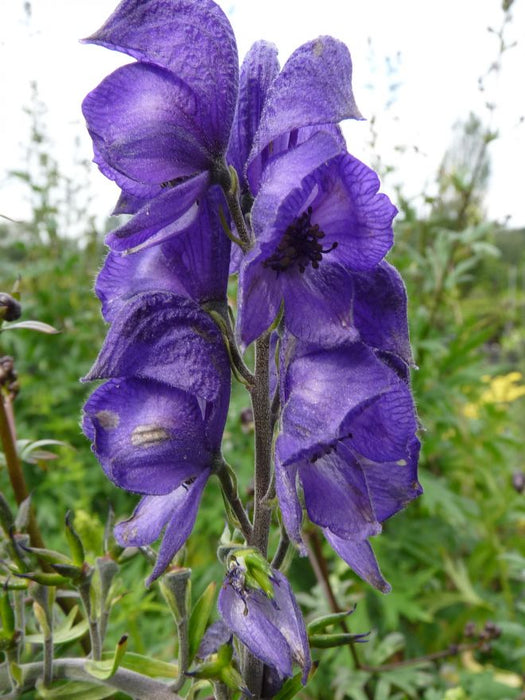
25;607;89;645
307;608;355;634
273;661;319;699
188;581;216;663
1;319;60;333
105;651;178;679
85;634;128;680
35;679;115;699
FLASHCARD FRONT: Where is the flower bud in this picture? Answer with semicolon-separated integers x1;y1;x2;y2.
0;293;21;322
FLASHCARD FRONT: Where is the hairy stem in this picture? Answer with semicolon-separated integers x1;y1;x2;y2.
16;658;183;700
243;333;273;697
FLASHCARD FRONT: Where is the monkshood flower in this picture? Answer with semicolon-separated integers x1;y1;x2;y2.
218;555;311;684
275;339;421;592
82;0;238;252
82;291;231;583
83;0;362;253
237;131;398;347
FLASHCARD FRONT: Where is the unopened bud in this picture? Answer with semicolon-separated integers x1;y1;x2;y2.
159;567;192;624
0;293;21;322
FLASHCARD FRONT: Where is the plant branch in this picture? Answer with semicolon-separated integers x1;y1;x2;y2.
17;658;183;700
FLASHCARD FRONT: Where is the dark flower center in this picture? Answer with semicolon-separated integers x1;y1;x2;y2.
263;206;338;274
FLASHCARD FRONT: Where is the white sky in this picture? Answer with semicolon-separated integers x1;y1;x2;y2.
1;0;524;229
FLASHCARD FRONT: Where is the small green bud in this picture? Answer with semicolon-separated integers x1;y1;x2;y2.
0;293;22;322
159;567;192;625
0;590;15;636
65;511;85;566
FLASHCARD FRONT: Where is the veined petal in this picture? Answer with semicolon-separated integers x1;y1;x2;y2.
248;36;361;178
282;262;358;346
228;40;280;186
237;254;283;349
251;131;342;238
300;447;381;539
82;63;211;185
114;468;210;584
342;378;418;463
353;261;413;365
274;456;304;551
83;378;209;494
218;582;293;678
84;293;230;410
98;189;230;320
362;437;423;521
83;0;238;150
106;172;210;253
323;530;392;593
279;342;395;465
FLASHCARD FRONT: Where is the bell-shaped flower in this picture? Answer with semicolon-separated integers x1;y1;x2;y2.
275;339;421;592
82;0;239;252
218;559;311;684
82;290;231;584
237;131;397;348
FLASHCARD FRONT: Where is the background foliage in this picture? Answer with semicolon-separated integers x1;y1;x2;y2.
1;5;524;699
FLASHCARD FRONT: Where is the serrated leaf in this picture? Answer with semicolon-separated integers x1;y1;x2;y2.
86;635;128;680
1;320;60;333
188;581;216;663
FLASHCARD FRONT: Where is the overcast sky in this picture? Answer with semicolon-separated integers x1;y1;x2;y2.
1;0;524;229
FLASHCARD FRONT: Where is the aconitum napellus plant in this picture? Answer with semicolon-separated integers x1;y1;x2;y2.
81;0;421;696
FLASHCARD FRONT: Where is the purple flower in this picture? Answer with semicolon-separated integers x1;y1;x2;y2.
218;563;311;683
82;0;238;252
82;291;231;583
237;131;398;347
275;339;421;592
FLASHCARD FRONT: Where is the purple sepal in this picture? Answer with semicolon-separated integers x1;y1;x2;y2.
323;530;392;593
82;378;209;495
114;468;210;585
83;0;239;150
218;567;311;683
247;36;362;186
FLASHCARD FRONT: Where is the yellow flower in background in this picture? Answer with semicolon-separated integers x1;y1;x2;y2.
463;372;525;419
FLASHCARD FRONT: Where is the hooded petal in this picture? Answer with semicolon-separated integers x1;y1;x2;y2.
323;530;392;593
82;62;212;185
83;0;239;150
82;378;209;494
247;36;361;182
114;468;210;584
